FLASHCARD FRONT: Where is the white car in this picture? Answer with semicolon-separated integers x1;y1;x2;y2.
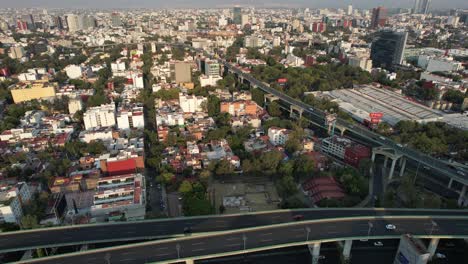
435;253;446;259
396;143;403;148
386;224;396;230
374;241;384;246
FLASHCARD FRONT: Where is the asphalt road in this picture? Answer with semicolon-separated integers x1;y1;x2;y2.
1;209;468;253
21;216;468;264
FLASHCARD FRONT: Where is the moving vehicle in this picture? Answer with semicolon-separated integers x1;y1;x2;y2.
293;214;304;221
385;224;396;230
374;241;383;246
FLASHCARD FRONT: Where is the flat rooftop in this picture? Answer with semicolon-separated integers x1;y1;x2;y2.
325;85;443;126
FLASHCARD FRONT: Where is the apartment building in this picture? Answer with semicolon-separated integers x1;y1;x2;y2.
83;104;116;130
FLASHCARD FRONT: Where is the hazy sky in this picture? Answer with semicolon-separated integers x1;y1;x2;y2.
2;0;467;10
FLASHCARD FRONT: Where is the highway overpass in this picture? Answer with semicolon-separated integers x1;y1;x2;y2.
1;209;467;254
17;215;468;264
210;57;468;202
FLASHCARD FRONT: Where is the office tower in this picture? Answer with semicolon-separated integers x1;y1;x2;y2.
82;15;97;30
16;20;28;31
233;7;242;25
370;6;387;29
347;5;353;15
413;0;431;14
66;14;80;32
370;30;408;69
21;14;35;30
111;12;122;27
54;16;64;30
204;61;220;77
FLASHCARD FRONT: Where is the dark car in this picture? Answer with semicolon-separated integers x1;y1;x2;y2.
293;215;304;221
184;227;192;235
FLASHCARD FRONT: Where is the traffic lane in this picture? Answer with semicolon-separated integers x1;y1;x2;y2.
2;209;468;252
23;217;468;264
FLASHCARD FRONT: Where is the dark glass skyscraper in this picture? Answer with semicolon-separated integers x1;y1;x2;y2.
233;7;242;25
370;30;408;69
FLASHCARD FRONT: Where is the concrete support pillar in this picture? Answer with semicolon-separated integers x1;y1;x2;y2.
389;159;397;180
427;238;439;259
448;178;454;189
384;156;389;168
458;185;467;206
342;240;353;260
308;243;321;264
399;157;407;177
371;153;376;162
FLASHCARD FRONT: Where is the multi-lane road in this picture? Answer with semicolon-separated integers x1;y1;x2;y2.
20;216;468;264
1;209;467;253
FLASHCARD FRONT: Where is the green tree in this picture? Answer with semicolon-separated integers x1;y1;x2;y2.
267;101;282;117
21;215;39;229
207;95;221;117
179;180;193;194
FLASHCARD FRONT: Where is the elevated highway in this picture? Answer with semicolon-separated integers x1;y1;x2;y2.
0;209;466;253
18;215;468;264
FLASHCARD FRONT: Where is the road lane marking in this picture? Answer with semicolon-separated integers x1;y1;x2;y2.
292;228;304;232
191;242;205;246
192;248;205;252
155;247;169;251
226;243;242;247
155;253;170;257
259;232;273;236
226;237;240;241
119;258;135;262
121;252;135;256
327;231;340;234
294;234;304;238
260;239;273;242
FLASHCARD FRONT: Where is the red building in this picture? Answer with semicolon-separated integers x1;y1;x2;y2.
344;144;371;167
16;20;28;31
305;55;316;67
103;159;137;176
311;22;326;33
302;176;345;204
371;7;387;29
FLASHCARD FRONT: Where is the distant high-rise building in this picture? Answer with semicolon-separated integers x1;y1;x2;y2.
413;0;431;14
170;62;192;84
16;20;28;31
21;14;35;30
371;30;408;69
54;16;64;30
371;6;387;29
347;5;353;15
82;15;97;30
111;13;122;27
233;7;242;25
66;14;80;32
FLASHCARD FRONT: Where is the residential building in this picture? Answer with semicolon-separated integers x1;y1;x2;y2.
116;106;144;130
302;177;345;204
371;30;408;69
204;61;220;77
8;46;25;59
311;22;326;33
179;93;207;113
0;182;32;224
321;136;371;166
348;56;373;72
90;173;145;221
220;100;259;116
244;36;263;48
83;104;116;130
10;80;57;103
68;98;83;115
66;14;80;32
199;75;223;87
111;12;122;27
170;62;191;83
268;127;290;146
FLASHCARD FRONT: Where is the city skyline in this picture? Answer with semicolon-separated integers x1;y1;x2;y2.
1;0;467;10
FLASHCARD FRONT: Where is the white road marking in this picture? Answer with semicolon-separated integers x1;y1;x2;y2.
192;248;206;252
155;253;170;257
121;252;135;256
226;243;242;247
259;232;273;236
226;237;240;241
119;258;135;262
191;242;204;246
292;228;304;232
260;239;273;242
155;247;169;251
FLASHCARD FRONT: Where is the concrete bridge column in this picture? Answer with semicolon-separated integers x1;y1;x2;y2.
383;156;389;168
458;185;467;206
427;238;439;259
389;158;397;180
399;157;407;177
342;240;353;260
448;178;454;189
308;243;321;264
371;153;376;162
